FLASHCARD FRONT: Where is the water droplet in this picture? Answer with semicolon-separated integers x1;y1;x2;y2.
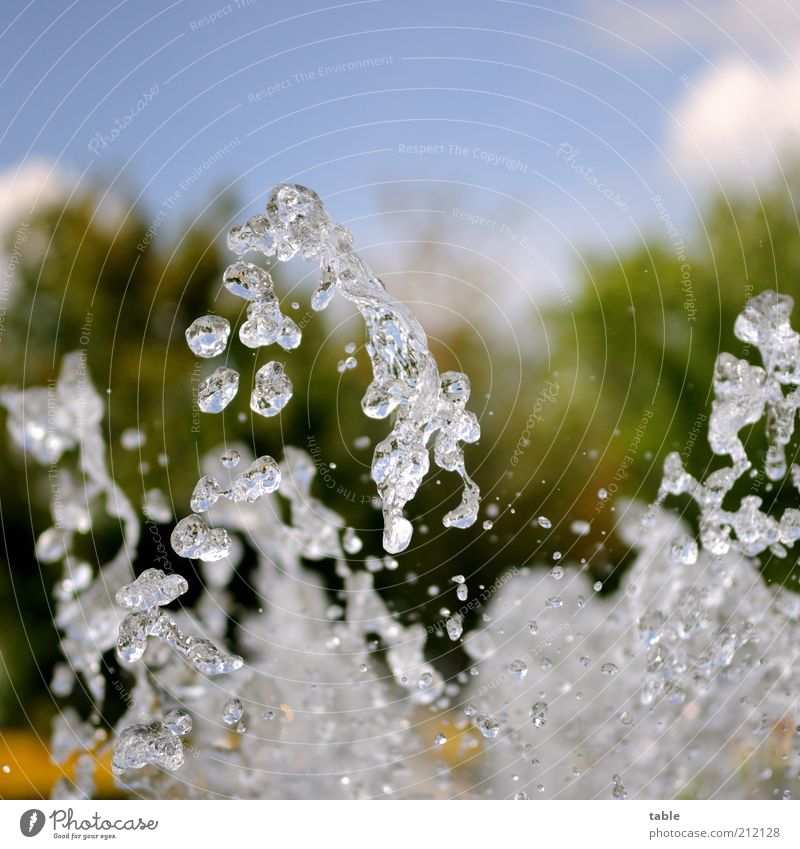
250;361;293;417
185;315;231;357
164;709;192;736
197;366;239;414
223;260;273;300
343;527;363;554
537;515;552;529
509;659;528;680
171;514;231;561
112;719;186;774
476;714;500;738
446;614;464;641
231;456;281;502
670;534;699;566
222;697;244;725
190;475;221;513
220;448;241;468
530;701;548;728
116;569;188;613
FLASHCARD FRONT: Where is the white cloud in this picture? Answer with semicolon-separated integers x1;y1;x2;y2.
668;54;800;182
0;158;70;237
0;159;73;309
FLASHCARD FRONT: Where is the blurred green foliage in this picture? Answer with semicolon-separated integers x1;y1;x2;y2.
2;171;800;728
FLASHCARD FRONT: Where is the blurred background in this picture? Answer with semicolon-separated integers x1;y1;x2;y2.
2;0;800;797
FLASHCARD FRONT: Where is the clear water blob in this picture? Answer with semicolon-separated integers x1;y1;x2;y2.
670;534;699;566
220;448;241;468
222;697;244;726
185;315;230;358
190;475;221;512
171;514;231;562
250;361;293;417
529;702;548;728
197;366;239;413
446;614;464;641
509;659;528;680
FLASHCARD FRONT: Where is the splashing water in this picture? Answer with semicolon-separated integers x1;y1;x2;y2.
650;291;800;559
459;291;800;799
1;352;139;705
217;184;481;553
4;202;800;805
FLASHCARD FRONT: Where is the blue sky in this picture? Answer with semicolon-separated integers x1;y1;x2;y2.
2;0;798;310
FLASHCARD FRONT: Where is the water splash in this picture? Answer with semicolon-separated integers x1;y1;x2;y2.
651;290;800;559
115;568;242;674
5;234;799;799
460;291;800;799
217;184;481;553
0;351;139;704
